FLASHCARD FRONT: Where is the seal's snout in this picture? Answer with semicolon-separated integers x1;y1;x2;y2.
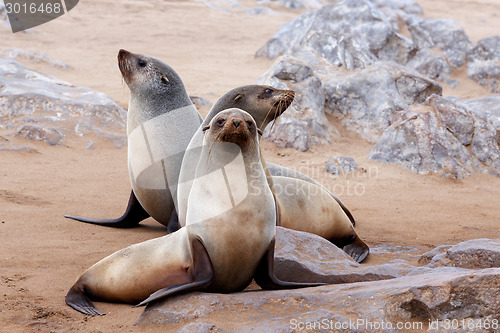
233;118;242;128
118;49;131;60
118;49;134;83
272;89;295;116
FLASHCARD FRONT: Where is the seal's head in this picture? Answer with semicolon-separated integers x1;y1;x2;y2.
118;49;189;107
211;85;294;130
203;108;261;153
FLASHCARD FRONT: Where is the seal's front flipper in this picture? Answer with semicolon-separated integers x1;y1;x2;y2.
64;190;150;228
65;284;105;316
342;235;369;263
254;238;325;290
136;237;213;307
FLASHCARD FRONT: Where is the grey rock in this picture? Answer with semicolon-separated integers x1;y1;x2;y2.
0;141;37;152
406;48;452;82
467;36;500;93
405;15;474;68
0;59;126;148
323;62;442;142
256;1;416;66
178;322;217;333
369;104;474;178
418;245;452;265
261;59;441;148
324;156;357;175
0;48;72;70
425;239;500;269
372;0;422;15
426;94;474;146
138;268;500;331
370;94;500;178
277;0;322;10
264;116;311;152
259;56;334;151
370;0;422;31
448;95;500;132
469;115;500;172
275;227;414;284
15;124;64;145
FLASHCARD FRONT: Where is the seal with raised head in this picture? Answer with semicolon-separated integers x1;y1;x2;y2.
64;83;293;231
177;85;295;227
65;49;202;229
177;86;368;262
65;108;322;316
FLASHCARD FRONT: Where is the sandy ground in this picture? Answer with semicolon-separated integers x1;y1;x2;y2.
1;0;499;331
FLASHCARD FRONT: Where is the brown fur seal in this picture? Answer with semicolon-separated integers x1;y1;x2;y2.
64;83;293;231
65;49;202;229
177;87;368;262
65;109;322;316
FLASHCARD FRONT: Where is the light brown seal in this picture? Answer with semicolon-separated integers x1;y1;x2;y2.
65;108;321;316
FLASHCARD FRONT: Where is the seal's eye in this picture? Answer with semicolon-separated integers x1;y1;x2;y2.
246;121;253;127
264;88;273;95
137;59;147;67
217;118;225;126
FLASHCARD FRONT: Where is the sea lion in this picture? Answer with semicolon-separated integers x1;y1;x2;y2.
65;49;202;228
65;109;321;316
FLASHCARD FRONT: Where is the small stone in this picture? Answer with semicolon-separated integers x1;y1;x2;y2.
324;156;357;175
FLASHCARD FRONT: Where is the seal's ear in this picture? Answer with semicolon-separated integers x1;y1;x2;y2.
234;94;243;102
202;125;210;132
257;128;263;136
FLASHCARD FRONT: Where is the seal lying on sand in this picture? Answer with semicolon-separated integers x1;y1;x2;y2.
65;109;322;316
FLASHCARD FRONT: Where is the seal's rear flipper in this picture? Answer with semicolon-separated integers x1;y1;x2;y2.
64;190;150;228
342;235;369;263
65;284;105;316
254;238;325;290
135;237;213;307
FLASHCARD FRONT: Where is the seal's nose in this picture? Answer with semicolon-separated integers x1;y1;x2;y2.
233;119;241;128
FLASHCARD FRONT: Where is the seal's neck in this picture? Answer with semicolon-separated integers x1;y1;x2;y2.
127;91;194;134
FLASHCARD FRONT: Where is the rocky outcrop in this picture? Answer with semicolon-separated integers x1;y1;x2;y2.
421;239;500;269
0;48;72;70
0;58;126;148
369;95;500;178
467;36;500;93
404;15;473;68
323;62;441;143
255;0;499;178
138;230;500;331
275;227;414;283
258;56;333;151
